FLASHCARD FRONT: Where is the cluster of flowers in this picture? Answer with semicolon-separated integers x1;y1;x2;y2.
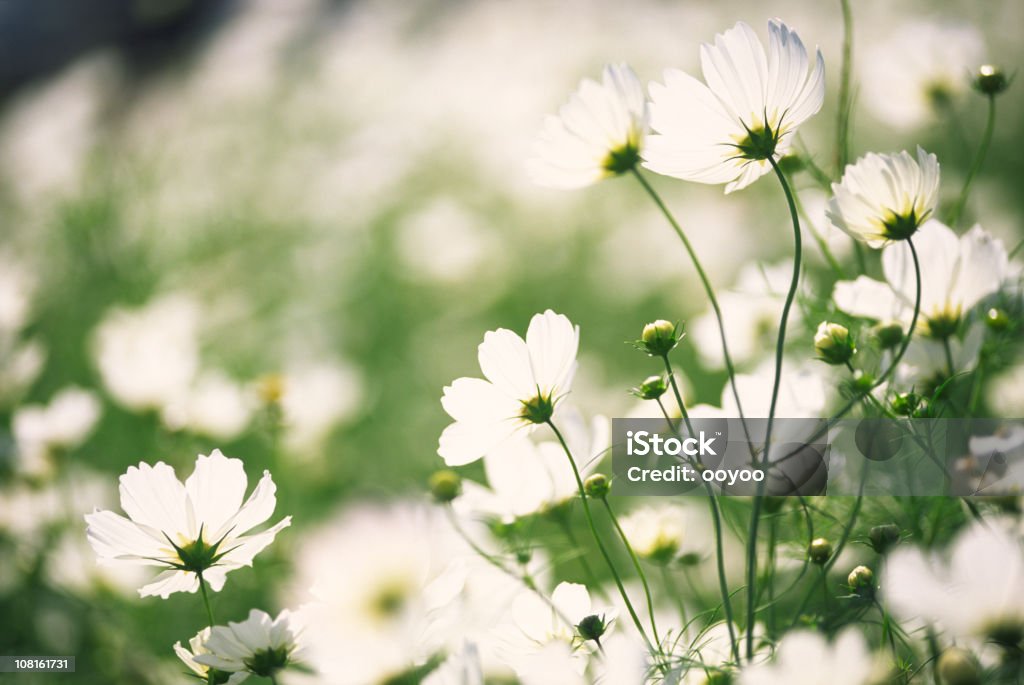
67;12;1024;685
424;16;1023;685
85;450;301;683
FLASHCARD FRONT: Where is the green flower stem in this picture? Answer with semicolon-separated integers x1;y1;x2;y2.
659;355;740;663
661;565;687;624
780;237;922;465
873;599;900;658
661;354;695;437
545;419;662;664
788;173;847;279
198;572;216;629
600;497;662;652
630;168;754;448
835;0;855;174
744;157;803;660
789;466;868;631
942;337;956;378
949;93;997;227
554;513;606;598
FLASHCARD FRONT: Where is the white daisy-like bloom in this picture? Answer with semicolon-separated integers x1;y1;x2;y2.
192;609;304;684
988;363;1024;418
860;21;983;130
438;310;579;467
84;449;291;598
0;251;34;334
882;520;1024;645
738;629;874;685
162;371;254;441
896;322;984;387
527;64;648;189
454;409;608;522
174;627;217;682
13;386;101;476
827;147;940;248
503;581;615;680
643;19;825;193
834;221;1008;334
618;504;686;563
967;426;1024;496
276;359;364;452
93;294;201;412
288;501;531;684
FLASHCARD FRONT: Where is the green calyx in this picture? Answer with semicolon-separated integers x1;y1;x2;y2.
881;207;924;241
735;119;782;161
603;140;642;175
925;310;960;339
244;645;290;678
519;392;555;424
162;525;237;575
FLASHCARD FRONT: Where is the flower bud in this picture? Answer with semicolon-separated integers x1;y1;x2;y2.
814;322;855;365
973;64;1010;96
986;307;1010;332
937;647;981;685
891;392;921;417
777;154;805;175
428;470;462;503
639;320;680;356
632;375;667;400
868;524;901;554
848;565;875;597
584;473;611;499
872;321;904;350
808;537;833;565
575;614;609;642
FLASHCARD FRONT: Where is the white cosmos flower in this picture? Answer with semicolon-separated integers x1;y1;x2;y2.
13;386;101;476
834;221;1008;334
438;310;579;467
528;64;647;189
827;147;939;247
882;520;1024;645
619;504;685;563
861;21;983;130
276;359;364;452
192;609;304;684
644;19;825;193
454;409;608;521
84;449;291;598
988;363;1024;418
174;627;217;682
162;371;254;440
504;582;615;679
289;501;532;684
739;629;874;685
93;294;201;412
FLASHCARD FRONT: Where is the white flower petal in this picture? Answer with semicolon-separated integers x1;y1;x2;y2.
185;449;248;540
118;461;190;538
